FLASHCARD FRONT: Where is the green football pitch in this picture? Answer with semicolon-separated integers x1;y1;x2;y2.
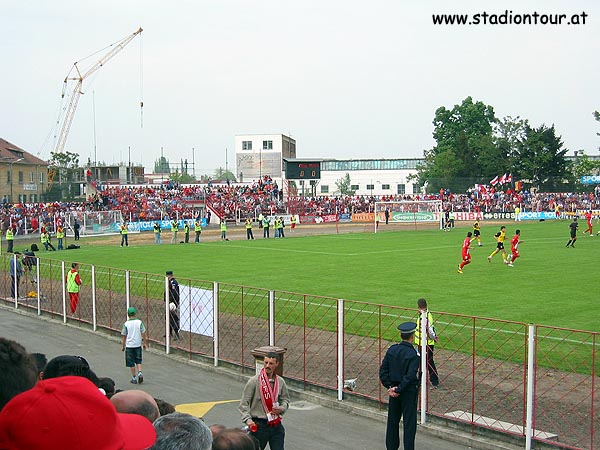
40;220;598;332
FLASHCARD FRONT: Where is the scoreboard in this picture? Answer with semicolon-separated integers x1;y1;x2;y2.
284;160;321;180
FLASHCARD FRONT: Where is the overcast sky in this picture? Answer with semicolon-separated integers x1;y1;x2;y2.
2;0;598;176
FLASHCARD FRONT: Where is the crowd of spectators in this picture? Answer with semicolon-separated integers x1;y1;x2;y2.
0;337;260;450
1;177;599;234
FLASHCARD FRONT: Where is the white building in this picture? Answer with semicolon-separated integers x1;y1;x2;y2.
234;134;423;196
316;158;422;196
235;134;296;182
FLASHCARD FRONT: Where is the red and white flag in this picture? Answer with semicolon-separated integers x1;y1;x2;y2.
498;173;507;185
506;173;513;184
490;176;499;186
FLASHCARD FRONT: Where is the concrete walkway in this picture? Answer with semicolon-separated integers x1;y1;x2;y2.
0;306;521;450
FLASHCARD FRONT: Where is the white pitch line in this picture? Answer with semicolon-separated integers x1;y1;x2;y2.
216;243;347;256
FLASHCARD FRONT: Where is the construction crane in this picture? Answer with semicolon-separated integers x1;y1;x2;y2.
47;27;142;194
53;26;143;155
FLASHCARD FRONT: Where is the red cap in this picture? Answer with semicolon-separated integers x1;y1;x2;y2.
0;376;156;450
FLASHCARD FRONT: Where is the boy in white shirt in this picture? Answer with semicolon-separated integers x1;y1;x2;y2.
121;307;148;384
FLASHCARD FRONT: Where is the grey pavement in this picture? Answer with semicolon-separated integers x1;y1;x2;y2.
0;306;521;450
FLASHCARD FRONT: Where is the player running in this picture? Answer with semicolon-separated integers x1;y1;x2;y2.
582;210;593;236
458;231;472;274
506;229;522;267
488;226;508;264
471;221;482;246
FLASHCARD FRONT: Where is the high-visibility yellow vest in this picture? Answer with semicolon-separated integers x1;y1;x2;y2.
57;228;65;239
220;222;227;231
40;233;49;243
245;220;252;229
120;226;128;235
184;224;190;233
194;223;202;232
171;222;178;232
66;270;80;293
415;311;436;346
6;229;14;240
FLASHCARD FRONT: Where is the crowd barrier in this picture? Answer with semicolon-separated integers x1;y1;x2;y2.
1;253;597;450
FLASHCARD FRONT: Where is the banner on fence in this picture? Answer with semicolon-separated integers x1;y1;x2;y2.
180;287;214;337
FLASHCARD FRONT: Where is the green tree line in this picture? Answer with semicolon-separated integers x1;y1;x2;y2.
412;97;600;193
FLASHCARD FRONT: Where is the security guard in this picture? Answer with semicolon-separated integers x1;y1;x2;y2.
56;226;65;250
120;221;129;247
5;227;14;253
220;219;228;241
379;321;420;450
153;222;162;244
183;221;190;243
262;216;271;238
194;220;202;243
170;220;178;244
414;298;439;387
245;218;254;240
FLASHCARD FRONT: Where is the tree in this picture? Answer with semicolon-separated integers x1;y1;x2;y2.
48;151;80;200
415;96;501;192
494;115;528;167
153;156;170;174
169;171;196;183
571;153;600;189
514;124;569;191
335;173;355;195
214;167;236;182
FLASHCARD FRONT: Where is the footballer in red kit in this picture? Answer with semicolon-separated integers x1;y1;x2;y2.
458;232;472;274
506;229;522;267
583;211;593;235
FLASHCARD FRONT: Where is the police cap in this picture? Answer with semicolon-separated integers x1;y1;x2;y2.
397;321;417;333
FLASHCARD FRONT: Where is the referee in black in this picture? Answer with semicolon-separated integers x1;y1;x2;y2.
379;321;420;450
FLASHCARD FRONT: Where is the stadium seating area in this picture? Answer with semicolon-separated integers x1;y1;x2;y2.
1;176;599;233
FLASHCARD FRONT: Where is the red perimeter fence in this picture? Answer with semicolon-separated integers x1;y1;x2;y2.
1;254;598;450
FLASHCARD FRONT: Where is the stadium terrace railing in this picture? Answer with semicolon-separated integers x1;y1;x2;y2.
1;254;597;450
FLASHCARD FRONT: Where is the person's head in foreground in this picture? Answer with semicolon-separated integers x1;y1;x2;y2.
0;375;156;449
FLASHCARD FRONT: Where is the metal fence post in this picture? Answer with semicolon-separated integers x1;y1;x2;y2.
125;270;130;310
165;276;170;354
525;323;535;450
12;253;18;308
337;298;344;401
269;290;275;346
213;282;219;367
36;258;40;316
61;261;66;323
420;310;428;425
91;265;97;331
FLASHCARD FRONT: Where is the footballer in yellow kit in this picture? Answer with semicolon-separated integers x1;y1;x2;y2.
487;226;507;264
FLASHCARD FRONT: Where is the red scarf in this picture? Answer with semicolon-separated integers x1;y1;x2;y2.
258;368;281;426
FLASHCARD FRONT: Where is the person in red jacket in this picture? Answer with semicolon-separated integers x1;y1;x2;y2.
65;263;82;314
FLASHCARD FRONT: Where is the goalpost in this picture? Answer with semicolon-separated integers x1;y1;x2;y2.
62;211;137;237
373;200;443;233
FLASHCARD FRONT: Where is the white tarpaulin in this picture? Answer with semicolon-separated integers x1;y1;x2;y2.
180;286;214;337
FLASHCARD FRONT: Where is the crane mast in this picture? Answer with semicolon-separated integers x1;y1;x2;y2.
54;27;143;155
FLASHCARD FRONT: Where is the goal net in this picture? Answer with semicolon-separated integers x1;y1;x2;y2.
373;200;443;232
62;211;137;237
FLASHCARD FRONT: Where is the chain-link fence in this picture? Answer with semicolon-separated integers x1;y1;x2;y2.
1;253;597;449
